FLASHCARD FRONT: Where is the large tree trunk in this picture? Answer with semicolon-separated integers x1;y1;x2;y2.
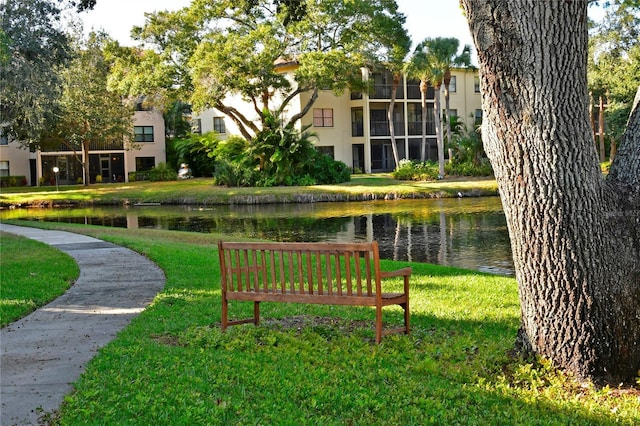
461;0;640;384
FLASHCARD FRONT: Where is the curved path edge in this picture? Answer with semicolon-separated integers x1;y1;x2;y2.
0;223;166;426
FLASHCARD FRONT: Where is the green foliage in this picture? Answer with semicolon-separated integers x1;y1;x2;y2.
445;161;493;177
445;118;493;177
148;162;178;182
130;0;406;139
0;232;78;326
0;0;71;144
588;2;640;153
213;112;350;187
48;32;134;186
0;176;27;187
392;159;440;181
172;132;220;177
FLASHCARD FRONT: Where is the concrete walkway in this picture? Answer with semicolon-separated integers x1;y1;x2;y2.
0;223;166;426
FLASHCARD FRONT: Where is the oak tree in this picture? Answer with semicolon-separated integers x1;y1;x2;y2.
52;33;133;185
461;0;639;384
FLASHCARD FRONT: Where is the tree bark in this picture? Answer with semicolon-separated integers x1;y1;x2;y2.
461;0;640;384
599;95;606;162
388;74;401;169
420;80;428;162
433;85;445;178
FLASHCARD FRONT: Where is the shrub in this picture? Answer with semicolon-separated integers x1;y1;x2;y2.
211;115;350;187
445;159;493;177
148;162;178;182
172;132;219;177
304;151;351;185
392;160;439;181
0;176;27;187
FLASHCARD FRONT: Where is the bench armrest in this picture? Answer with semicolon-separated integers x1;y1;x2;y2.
379;267;412;279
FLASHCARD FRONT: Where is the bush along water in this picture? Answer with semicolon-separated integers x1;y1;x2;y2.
213;111;350;187
149;162;178;182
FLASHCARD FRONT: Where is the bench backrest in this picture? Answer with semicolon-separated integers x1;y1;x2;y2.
218;241;383;298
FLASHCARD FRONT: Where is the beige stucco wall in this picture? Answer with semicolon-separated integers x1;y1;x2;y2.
125;109;167;175
1;109;166;186
447;69;482;129
192;66;481;174
0;140;33;185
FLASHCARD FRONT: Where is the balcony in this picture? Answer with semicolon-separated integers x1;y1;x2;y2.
370;121;406;137
370;84;405;100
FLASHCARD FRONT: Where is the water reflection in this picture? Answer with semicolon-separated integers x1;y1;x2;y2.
1;197;513;275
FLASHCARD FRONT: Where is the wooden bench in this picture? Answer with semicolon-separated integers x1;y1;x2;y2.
218;241;411;343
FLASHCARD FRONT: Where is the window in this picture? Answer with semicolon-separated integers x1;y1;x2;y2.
135;157;155;171
0;161;9;177
475;109;483;125
351;108;363;137
191;119;202;134
213;117;226;134
474;76;480;93
134;126;154;142
313;108;333;127
448;76;457;92
316;146;334;159
0;134;8;145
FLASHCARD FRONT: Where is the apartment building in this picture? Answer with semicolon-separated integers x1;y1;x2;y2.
0;109;166;187
194;66;482;173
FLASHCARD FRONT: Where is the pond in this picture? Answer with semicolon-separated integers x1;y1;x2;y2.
0;196;514;275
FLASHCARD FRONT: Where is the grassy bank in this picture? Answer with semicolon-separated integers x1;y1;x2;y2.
0;232;79;326
1;221;637;425
0;175;498;208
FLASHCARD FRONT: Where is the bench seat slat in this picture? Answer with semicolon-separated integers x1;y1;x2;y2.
226;291;406;306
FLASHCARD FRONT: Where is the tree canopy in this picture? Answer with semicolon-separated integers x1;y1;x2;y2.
111;0;408;140
0;0;71;145
48;32;134;185
588;0;640;156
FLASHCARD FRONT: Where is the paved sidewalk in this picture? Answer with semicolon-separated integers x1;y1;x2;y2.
0;223;166;425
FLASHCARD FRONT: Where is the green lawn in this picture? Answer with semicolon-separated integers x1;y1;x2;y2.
0;232;79;326
1;222;637;425
0;175;499;207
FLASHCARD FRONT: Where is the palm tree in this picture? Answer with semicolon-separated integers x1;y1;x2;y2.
405;41;444;176
406;38;472;178
383;36;411;169
438;39;472;162
370;13;411;169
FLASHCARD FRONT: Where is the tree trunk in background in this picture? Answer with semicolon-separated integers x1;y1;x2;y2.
420;80;428;162
461;0;640;384
82;141;90;186
433;85;445;178
599;95;606;162
388;74;401;168
444;71;454;163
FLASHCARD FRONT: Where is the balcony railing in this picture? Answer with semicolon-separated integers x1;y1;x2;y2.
370;84;405;100
408;121;435;135
406;84;435;100
370;121;406;137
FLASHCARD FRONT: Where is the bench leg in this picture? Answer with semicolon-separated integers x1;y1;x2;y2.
221;296;228;331
403;301;410;335
254;301;260;326
375;305;383;344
